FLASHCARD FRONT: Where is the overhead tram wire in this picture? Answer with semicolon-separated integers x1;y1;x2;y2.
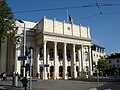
13;3;120;14
13;3;95;14
96;1;103;14
104;11;120;15
74;11;120;22
74;13;101;21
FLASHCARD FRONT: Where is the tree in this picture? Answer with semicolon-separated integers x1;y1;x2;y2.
97;57;108;76
0;0;16;42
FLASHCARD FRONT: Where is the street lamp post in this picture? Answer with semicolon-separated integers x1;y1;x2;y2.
18;20;26;77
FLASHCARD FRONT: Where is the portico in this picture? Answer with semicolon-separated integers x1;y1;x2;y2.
35;37;92;80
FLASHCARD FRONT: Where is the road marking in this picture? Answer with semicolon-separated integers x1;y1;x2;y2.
89;88;97;90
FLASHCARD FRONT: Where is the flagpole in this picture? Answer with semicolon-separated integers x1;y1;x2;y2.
67;9;68;22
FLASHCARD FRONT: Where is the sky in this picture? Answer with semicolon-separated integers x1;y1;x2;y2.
6;0;120;55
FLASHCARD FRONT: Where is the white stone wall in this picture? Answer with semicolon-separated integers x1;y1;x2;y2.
92;50;106;65
43;18;90;39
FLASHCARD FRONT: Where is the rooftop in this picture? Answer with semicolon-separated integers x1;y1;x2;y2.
107;53;120;59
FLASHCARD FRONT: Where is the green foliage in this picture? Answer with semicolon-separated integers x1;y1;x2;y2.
0;0;16;42
97;57;108;72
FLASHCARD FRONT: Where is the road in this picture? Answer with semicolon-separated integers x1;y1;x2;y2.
0;77;120;90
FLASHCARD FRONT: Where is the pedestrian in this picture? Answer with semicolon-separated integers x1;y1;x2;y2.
3;72;7;81
20;75;28;90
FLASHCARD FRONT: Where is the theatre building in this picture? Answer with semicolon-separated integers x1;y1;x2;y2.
8;17;93;80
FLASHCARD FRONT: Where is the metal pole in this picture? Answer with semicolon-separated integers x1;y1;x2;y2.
30;49;32;90
23;22;26;77
67;9;68;22
15;43;18;73
17;20;26;77
97;69;99;84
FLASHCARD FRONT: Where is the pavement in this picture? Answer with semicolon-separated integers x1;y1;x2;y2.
0;77;120;90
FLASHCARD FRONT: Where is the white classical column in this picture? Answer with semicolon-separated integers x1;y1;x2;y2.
15;44;18;73
35;46;40;78
88;46;93;78
43;41;48;79
71;44;77;79
15;44;21;74
54;42;59;79
63;43;67;79
47;48;50;79
78;47;82;79
80;45;85;79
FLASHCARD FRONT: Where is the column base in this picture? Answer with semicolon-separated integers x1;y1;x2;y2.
71;71;77;79
53;72;59;80
63;72;68;79
43;72;48;80
88;71;93;79
79;72;82;79
81;71;88;79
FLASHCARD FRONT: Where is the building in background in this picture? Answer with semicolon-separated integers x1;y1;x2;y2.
91;44;106;73
106;53;120;76
1;17;93;80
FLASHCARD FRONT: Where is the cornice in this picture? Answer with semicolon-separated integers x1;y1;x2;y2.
43;31;91;42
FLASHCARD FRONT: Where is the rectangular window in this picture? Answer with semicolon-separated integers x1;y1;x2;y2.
117;59;119;63
40;48;43;58
109;65;111;68
50;48;54;59
109;60;111;63
67;27;70;30
113;65;116;68
67;50;71;59
58;49;63;59
117;64;119;68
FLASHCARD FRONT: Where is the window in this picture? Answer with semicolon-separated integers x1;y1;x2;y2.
109;65;111;69
117;59;119;63
109;60;111;63
97;47;99;52
50;48;54;59
67;27;70;30
58;49;63;59
117;64;119;68
97;54;98;57
40;48;43;58
76;51;78;61
113;65;116;68
67;50;71;59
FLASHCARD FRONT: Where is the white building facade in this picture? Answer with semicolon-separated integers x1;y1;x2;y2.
6;17;93;80
91;44;106;65
91;44;106;73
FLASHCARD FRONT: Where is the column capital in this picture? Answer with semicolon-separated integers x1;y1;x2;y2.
54;41;58;44
53;18;56;21
64;42;67;45
43;40;47;43
73;44;76;46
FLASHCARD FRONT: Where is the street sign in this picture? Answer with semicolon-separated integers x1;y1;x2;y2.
18;56;27;60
